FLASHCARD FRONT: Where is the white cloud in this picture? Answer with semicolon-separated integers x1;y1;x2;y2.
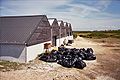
95;0;111;11
66;0;112;18
68;4;100;18
0;0;71;15
0;0;120;31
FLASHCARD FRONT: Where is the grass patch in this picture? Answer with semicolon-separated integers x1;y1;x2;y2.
0;60;25;71
86;32;109;39
73;30;120;39
73;32;78;39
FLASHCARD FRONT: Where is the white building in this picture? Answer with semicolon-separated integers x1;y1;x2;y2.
0;15;73;63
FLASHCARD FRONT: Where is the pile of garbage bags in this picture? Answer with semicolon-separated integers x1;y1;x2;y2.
39;47;96;69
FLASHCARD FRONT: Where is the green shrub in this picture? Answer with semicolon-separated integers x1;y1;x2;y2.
73;33;78;39
87;32;108;39
73;30;120;39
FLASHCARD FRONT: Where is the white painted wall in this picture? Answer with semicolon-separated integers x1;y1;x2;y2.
26;41;52;62
56;37;68;47
68;35;73;40
56;35;73;47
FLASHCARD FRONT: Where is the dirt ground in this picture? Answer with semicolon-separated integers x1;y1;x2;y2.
0;37;120;80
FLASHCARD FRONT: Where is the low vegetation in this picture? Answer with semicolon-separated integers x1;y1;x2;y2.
73;30;120;39
0;60;25;71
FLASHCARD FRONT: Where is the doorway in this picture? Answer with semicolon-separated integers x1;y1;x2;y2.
52;36;57;46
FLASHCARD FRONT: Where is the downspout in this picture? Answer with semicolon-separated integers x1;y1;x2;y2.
65;28;67;39
25;43;27;63
69;29;70;40
51;26;53;45
59;26;61;46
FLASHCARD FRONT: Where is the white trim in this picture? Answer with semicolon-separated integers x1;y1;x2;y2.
58;22;61;26
67;35;73;40
56;37;67;47
48;19;54;25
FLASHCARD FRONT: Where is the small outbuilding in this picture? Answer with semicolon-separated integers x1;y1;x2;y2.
0;15;51;63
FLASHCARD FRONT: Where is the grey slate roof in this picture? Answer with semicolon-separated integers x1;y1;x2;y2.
0;15;49;45
57;20;65;37
48;18;60;37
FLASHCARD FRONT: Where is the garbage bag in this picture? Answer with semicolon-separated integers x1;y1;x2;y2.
58;46;66;52
77;52;86;60
57;55;75;68
85;53;96;60
39;52;58;62
83;48;96;60
86;48;94;53
74;57;86;69
39;53;49;62
51;50;62;60
39;47;96;69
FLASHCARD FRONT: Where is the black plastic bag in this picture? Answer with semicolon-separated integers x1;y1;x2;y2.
57;55;75;68
39;47;96;69
39;53;49;62
74;57;86;69
39;52;58;62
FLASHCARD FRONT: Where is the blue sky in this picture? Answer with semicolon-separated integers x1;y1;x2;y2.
0;0;120;31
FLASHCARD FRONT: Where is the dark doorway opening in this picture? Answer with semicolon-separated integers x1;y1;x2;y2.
52;36;57;46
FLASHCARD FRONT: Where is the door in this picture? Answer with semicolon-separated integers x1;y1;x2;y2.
52;36;57;46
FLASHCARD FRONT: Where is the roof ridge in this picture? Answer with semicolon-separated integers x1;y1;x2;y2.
0;15;46;18
48;18;56;20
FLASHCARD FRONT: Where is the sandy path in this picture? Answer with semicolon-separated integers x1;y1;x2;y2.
0;37;120;80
